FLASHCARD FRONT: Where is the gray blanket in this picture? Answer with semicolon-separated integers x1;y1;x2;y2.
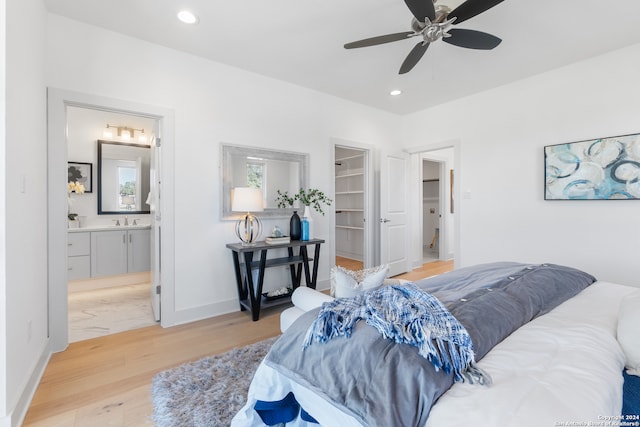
264;262;596;427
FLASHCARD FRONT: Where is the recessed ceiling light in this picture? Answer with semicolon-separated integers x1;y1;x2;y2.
390;89;402;96
177;10;198;24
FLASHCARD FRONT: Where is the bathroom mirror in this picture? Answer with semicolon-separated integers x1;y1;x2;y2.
221;144;308;219
97;140;151;214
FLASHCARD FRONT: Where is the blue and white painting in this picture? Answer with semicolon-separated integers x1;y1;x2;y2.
545;133;640;200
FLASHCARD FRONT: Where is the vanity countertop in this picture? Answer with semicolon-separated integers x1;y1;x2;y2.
68;224;151;233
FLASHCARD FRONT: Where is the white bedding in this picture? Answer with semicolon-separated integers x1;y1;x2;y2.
232;281;637;427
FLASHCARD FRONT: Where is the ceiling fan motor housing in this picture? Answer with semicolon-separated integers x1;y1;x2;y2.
411;17;456;44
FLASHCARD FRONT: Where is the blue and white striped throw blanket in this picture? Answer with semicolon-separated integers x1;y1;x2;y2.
303;282;489;383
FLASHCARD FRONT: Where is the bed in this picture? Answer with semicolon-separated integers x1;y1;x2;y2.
232;262;640;427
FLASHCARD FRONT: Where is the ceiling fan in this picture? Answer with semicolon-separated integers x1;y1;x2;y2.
344;0;505;74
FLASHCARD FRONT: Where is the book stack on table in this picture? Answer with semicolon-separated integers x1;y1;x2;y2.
265;235;290;245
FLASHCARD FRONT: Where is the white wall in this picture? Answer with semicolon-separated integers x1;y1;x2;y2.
2;0;49;425
403;43;640;287
45;14;402;324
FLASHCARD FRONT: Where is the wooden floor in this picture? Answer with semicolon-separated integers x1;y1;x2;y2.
23;260;453;427
335;256;364;271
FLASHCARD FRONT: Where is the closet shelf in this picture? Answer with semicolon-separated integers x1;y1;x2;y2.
336;225;364;231
336;191;364;195
335;172;364;179
335;154;365;162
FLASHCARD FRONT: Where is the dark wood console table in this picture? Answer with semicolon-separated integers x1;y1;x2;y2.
226;239;325;321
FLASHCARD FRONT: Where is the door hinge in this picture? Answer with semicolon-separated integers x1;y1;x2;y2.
155;137;161;148
156;285;161;295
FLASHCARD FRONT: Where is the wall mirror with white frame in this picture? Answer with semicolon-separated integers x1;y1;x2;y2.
221;144;309;219
97;140;151;214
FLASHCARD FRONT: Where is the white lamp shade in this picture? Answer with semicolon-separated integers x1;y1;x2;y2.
232;187;264;212
121;196;135;205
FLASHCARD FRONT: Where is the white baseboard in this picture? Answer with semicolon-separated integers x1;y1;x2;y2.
164;278;330;327
10;342;52;427
336;251;363;262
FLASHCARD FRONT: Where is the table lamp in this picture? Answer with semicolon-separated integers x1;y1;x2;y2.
121;195;135;210
232;187;264;245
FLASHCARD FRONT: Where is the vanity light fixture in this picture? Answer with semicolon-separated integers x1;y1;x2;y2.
390;89;402;96
103;125;114;139
177;10;198;24
104;124;146;143
232;187;264;245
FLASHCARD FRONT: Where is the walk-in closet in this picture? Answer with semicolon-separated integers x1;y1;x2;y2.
334;146;367;270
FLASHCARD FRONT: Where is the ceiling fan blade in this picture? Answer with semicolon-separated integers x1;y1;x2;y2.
344;32;414;49
443;28;502;49
399;41;430;74
449;0;504;25
403;0;435;22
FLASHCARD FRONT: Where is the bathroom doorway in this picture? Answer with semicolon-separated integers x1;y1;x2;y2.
422;159;443;263
65;107;158;342
47;88;174;351
418;147;456;264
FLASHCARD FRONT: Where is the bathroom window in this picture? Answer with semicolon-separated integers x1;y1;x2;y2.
118;164;138;210
247;161;267;200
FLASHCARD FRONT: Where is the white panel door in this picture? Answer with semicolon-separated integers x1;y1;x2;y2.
149;136;161;321
380;151;410;277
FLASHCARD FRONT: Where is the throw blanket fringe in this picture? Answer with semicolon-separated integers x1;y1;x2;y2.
303;283;491;384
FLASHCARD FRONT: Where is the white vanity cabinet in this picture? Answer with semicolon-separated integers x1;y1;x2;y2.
91;230;128;277
90;228;151;277
68;226;151;280
127;228;151;273
67;232;91;280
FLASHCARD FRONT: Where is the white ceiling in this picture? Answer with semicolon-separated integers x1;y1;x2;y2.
43;0;640;115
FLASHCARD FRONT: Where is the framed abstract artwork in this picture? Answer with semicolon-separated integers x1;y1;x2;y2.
544;133;640;200
68;161;93;193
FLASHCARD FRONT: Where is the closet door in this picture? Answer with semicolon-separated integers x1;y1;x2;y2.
380;150;409;277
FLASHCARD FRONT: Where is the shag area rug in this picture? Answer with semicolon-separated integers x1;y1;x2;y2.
151;336;278;427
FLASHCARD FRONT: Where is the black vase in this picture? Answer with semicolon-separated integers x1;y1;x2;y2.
290;211;301;241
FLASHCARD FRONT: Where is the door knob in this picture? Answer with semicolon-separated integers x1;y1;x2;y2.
379;218;391;223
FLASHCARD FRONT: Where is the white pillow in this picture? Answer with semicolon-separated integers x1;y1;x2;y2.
330;264;389;298
617;291;640;376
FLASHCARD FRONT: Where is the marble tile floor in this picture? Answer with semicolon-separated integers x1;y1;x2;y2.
68;282;158;343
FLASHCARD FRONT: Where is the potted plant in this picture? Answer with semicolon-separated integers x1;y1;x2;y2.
275;189;296;209
275;188;333;215
294;188;332;216
276;188;332;241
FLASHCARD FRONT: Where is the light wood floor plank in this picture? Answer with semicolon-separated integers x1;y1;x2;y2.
23;260;453;426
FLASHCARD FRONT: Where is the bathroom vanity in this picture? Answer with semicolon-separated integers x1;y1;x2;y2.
67;225;151;281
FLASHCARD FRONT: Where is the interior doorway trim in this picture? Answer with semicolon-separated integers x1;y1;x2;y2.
47;88;175;352
330;138;375;270
421;157;447;262
405;139;461;270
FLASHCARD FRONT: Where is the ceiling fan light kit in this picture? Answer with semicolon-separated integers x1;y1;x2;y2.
344;0;505;74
